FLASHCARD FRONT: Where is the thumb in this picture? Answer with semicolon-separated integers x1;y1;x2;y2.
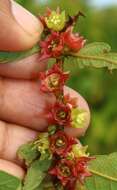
0;0;43;51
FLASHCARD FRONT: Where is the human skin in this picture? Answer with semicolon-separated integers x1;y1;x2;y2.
0;0;90;180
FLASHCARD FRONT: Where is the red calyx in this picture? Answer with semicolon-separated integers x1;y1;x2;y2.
49;156;93;189
39;28;86;60
47;102;71;126
75;156;94;184
49;131;77;156
64;94;78;108
39;63;69;93
49;159;76;187
62;26;86;52
40;32;64;60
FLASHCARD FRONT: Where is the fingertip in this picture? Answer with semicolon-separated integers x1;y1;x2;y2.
11;0;43;37
0;54;47;79
0;0;43;51
0;159;25;179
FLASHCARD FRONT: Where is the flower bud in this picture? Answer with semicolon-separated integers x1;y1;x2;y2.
71;108;88;128
34;133;49;155
45;11;66;31
72;144;89;158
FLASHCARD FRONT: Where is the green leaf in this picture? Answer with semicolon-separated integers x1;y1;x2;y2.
78;42;111;55
23;159;52;190
85;152;117;190
17;142;39;166
70;42;117;70
0;45;39;64
0;170;22;190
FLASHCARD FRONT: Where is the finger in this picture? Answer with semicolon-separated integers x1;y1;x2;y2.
0;121;82;166
0;120;37;165
0;0;43;51
0;78;90;137
0;78;55;131
0;159;24;179
0;54;47;79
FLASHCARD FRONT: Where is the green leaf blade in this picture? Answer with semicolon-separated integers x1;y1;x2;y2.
78;42;111;56
70;42;117;70
85;152;117;190
0;45;39;64
17;142;39;166
0;171;22;190
23;159;52;190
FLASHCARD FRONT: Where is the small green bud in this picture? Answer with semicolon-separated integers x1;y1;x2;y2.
48;125;57;135
72;144;89;158
45;11;66;31
71;108;88;128
34;133;49;155
67;152;75;160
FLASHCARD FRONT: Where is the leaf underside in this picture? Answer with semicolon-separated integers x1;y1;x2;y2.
68;42;117;70
0;45;39;64
85;152;117;190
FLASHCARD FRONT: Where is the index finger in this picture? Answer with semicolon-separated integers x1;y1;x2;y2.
0;0;43;51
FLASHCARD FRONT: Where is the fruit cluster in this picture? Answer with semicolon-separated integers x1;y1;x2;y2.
31;8;94;189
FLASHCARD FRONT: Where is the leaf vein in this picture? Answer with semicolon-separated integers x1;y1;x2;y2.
77;55;117;65
90;169;117;182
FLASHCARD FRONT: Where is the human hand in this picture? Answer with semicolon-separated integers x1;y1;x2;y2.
0;0;90;180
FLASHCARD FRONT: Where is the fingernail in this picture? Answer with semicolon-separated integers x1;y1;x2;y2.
11;0;42;35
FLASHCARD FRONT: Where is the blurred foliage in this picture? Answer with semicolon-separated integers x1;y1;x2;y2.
16;0;117;155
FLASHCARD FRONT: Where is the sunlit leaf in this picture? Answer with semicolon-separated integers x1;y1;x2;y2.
0;171;22;190
85;152;117;190
69;42;117;70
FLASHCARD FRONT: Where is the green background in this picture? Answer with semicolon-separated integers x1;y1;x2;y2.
16;0;117;155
